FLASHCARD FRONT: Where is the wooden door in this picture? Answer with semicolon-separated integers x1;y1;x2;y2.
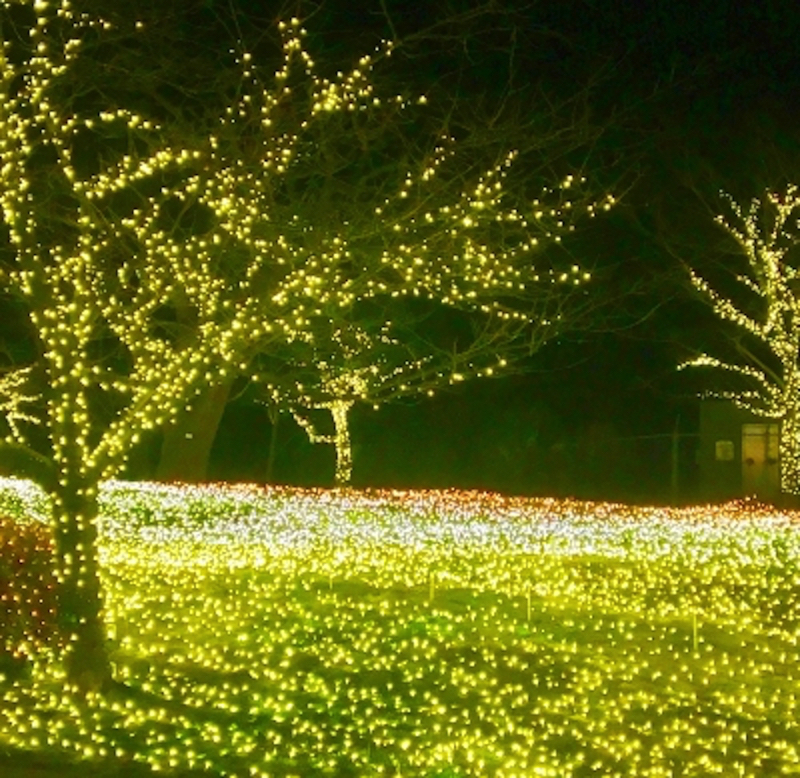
741;423;780;500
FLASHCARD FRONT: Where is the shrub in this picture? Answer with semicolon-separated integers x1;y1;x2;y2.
0;515;61;668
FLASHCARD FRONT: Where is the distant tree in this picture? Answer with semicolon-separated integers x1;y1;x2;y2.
255;309;539;485
680;185;800;495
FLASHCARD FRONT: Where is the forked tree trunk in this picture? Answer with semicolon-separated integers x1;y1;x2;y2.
51;481;112;694
156;380;233;483
294;401;355;485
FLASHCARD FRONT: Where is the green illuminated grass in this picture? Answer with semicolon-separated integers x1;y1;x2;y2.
1;478;799;776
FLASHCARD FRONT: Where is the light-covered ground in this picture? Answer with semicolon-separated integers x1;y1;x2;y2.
1;477;799;777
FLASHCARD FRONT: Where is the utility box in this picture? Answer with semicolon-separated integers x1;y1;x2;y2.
698;400;780;502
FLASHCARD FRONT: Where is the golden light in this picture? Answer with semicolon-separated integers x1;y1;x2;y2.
1;476;799;776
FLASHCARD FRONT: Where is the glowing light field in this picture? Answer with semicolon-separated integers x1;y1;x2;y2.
1;478;800;777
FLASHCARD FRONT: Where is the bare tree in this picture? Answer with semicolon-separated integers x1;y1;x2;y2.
155;129;616;477
251;157;611;487
680;185;800;495
152;2;624;483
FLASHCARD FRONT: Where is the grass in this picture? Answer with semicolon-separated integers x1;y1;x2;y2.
0;477;799;776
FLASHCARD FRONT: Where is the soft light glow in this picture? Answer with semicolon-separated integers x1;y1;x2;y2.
1;476;799;776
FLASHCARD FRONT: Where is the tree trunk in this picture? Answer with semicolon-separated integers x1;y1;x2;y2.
51;482;112;694
156;379;233;483
331;400;354;486
780;407;800;496
265;406;280;484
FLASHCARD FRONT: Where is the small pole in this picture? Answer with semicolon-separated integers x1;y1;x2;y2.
671;414;681;506
526;586;532;622
428;571;435;604
692;611;698;652
265;406;280;484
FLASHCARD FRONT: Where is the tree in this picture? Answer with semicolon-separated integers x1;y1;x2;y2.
155;128;616;481
0;3;409;690
0;2;615;691
680;185;800;495
151;2;624;484
254;308;537;485
249;145;612;487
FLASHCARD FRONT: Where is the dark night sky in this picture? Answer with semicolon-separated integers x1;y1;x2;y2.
5;0;800;501
205;0;800;501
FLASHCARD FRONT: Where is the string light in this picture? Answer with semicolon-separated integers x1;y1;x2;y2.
681;186;800;494
0;368;41;444
1;477;799;776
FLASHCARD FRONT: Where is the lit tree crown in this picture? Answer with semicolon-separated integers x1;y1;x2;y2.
681;185;800;493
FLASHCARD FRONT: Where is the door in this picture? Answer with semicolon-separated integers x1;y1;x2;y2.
741;423;780;500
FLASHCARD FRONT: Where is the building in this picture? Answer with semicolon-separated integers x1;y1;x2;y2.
697;400;780;502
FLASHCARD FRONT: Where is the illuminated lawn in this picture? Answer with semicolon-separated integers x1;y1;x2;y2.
1;478;800;777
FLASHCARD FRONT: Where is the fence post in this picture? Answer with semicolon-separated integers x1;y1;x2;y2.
671;415;681;505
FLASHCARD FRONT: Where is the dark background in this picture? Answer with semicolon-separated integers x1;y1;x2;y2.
6;0;800;502
193;0;800;502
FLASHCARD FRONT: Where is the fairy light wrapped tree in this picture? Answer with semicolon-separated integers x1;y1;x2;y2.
255;314;523;485
156;96;616;481
241;127;613;485
0;1;615;691
681;186;800;495
0;4;410;690
150;3;623;484
255;285;599;486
